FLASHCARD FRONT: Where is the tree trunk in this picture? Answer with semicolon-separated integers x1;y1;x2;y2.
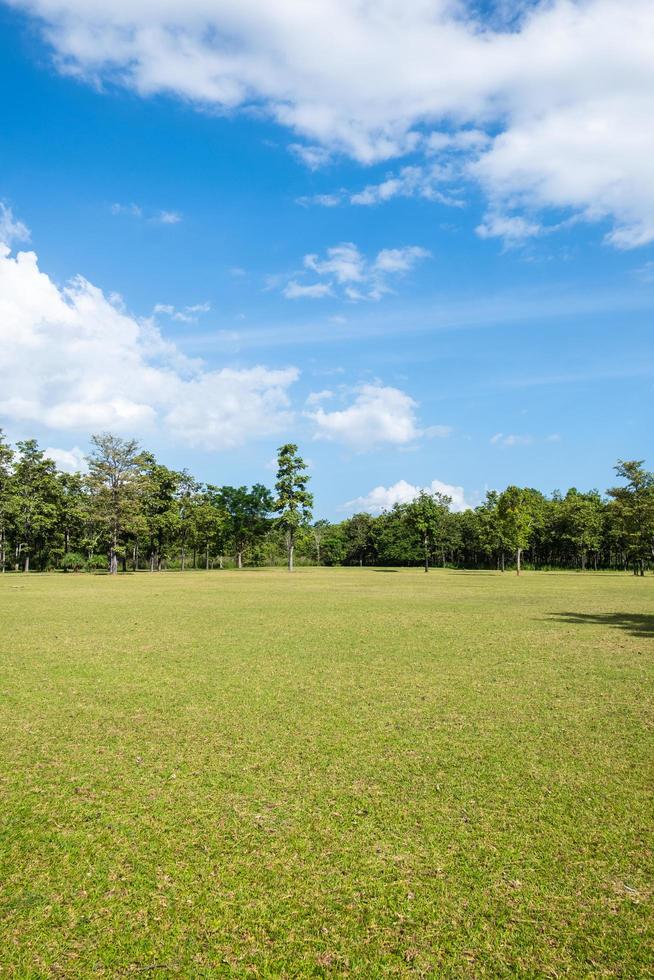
24;552;29;573
109;548;118;575
181;547;186;571
501;551;505;573
219;555;223;570
237;550;242;570
581;550;587;571
288;544;294;572
424;534;429;573
516;548;522;576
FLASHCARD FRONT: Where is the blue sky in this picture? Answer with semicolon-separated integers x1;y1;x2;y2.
1;0;653;517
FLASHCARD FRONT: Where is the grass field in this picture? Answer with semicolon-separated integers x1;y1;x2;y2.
0;569;652;977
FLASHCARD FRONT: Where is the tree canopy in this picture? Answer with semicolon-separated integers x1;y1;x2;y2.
0;428;652;576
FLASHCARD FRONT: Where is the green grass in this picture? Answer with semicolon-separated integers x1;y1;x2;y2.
0;569;652;977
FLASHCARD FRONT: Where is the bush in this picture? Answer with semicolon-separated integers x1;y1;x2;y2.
60;552;86;572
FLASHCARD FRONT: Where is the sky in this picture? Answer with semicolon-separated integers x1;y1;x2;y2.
1;0;653;518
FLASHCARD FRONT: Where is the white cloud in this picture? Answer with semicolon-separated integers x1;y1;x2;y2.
343;478;472;513
153;300;210;322
158;210;183;225
490;432;533;448
0;203;30;247
111;202;142;218
13;0;654;246
308;383;423;450
283;242;429;302
296;192;342;208
304;389;334;406
634;260;654;283
111;203;183;224
283;280;333;300
476;213;542;244
350;165;463;207
374;246;430;274
44;445;88;473
0;242;298;450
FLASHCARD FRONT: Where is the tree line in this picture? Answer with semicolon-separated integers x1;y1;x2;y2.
0;429;652;575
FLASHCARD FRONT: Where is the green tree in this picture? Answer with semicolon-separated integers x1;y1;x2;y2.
559;488;604;570
607;460;654;575
342;512;378;566
56;471;87;564
86;433;144;575
219;484;273;568
405;490;451;572
0;430;15;573
274;444;313;571
175;470;201;571
140;455;180;571
311;519;331;566
13;439;59;572
497;486;534;576
192;488;225;570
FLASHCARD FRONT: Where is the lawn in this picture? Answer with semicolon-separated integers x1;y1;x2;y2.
0;569;652;977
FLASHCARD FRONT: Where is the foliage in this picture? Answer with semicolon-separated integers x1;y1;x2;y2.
274;443;313;571
1;431;654;574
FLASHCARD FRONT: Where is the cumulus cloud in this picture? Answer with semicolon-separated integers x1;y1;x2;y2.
307;382;447;450
0;243;298;449
44;445;88;473
283;242;430;302
343;478;472;513
304;389;334;406
10;0;654;246
0;203;30;246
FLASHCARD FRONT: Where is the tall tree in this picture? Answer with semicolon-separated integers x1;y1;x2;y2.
218;484;273;568
405;490;451;572
12;440;59;572
607;460;654;575
140;455;180;571
497;486;534;576
559;488;604;570
311;519;331;566
55;471;86;564
175;470;201;571
274;444;313;571
86;433;144;575
0;430;15;573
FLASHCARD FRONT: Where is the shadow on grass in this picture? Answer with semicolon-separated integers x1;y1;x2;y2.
551;612;654;638
370;568;399;573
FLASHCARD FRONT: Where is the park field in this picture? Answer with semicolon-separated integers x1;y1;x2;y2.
0;569;652;977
